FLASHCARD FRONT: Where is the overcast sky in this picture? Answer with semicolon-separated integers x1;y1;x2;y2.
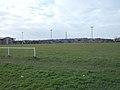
0;0;120;40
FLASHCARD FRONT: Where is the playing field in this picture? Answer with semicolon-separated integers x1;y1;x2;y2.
0;43;120;90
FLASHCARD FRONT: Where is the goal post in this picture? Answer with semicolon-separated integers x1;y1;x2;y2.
0;47;36;57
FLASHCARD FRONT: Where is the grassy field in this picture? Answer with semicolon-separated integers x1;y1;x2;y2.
0;43;120;90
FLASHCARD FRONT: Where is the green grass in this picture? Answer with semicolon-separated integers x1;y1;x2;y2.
0;43;120;90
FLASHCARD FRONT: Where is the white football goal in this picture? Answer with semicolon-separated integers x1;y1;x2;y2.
0;47;36;57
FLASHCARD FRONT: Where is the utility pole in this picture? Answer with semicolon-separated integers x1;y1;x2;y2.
91;26;93;39
22;32;23;44
65;32;67;39
50;29;52;39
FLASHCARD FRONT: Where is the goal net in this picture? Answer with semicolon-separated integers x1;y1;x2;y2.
0;47;36;57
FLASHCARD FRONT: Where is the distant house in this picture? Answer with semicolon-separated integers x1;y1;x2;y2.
0;37;15;44
114;37;120;42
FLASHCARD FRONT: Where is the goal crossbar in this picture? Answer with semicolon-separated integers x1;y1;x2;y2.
0;47;36;57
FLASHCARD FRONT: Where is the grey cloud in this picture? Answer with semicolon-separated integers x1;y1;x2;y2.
0;11;9;16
